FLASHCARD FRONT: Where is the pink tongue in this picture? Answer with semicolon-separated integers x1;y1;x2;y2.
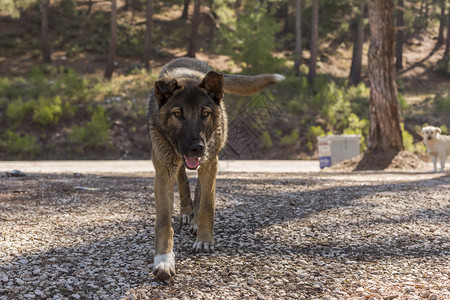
184;156;200;169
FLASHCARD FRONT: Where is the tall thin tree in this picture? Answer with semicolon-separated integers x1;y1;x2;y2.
104;0;117;80
395;0;404;70
436;0;446;47
181;0;190;20
41;0;51;62
350;1;365;85
187;0;201;57
308;0;319;83
143;0;153;70
445;7;450;56
357;0;403;169
293;0;302;76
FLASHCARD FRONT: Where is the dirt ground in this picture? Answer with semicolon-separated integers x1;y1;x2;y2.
0;167;449;300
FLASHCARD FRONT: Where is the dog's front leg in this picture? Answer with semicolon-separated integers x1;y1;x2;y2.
431;155;438;172
192;157;218;253
153;163;179;281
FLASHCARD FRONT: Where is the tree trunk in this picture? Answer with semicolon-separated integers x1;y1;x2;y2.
293;0;302;76
367;0;403;154
395;0;404;70
350;1;365;85
181;0;190;20
87;0;93;15
187;0;201;57
445;7;450;56
143;0;153;70
104;0;117;80
280;2;290;34
41;0;51;62
308;0;319;83
436;0;445;47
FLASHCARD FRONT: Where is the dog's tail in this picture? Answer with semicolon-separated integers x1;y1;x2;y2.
223;74;285;95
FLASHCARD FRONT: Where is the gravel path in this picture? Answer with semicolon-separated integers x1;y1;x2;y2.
1;169;449;299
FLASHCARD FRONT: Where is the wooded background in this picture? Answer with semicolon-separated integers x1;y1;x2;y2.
0;0;449;163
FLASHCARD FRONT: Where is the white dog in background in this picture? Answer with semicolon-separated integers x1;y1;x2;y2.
422;126;450;172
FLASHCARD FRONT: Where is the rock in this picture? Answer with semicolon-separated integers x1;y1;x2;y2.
7;170;27;177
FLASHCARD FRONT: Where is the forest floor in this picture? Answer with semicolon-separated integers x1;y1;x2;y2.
1;164;449;300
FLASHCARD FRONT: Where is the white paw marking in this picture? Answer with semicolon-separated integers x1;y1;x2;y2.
153;252;175;280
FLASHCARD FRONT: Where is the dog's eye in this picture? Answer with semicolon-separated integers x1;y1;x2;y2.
202;111;210;118
173;111;182;118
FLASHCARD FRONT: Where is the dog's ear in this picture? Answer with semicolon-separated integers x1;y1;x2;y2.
154;78;181;107
435;127;442;134
199;71;224;105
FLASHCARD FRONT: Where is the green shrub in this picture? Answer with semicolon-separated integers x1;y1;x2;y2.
433;89;450;113
218;0;283;74
6;98;36;124
2;130;41;159
398;93;410;115
52;68;89;102
0;77;11;95
440;125;449;135
260;131;273;149
306;125;325;151
436;56;450;76
69;106;111;151
401;123;414;152
33;96;63;127
30;66;46;95
343;113;369;152
280;129;299;146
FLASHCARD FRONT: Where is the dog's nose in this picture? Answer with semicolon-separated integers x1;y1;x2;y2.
189;143;205;156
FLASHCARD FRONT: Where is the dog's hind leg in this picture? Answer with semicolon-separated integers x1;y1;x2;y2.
192;157;218;253
189;179;201;235
177;167;193;225
439;154;446;172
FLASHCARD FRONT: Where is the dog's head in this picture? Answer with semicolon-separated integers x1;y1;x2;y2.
422;126;441;141
153;71;224;170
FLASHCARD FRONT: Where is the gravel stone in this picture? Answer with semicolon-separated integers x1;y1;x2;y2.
0;171;449;299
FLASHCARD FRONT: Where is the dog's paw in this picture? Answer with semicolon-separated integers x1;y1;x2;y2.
192;241;215;253
181;213;191;225
189;224;198;235
153;252;175;281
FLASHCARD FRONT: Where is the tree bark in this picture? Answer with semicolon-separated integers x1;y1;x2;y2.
104;0;117;80
293;0;302;76
187;0;201;57
307;0;319;83
181;0;190;20
436;0;446;48
395;0;404;70
41;0;51;62
445;7;450;56
143;0;153;70
367;0;403;154
350;1;365;85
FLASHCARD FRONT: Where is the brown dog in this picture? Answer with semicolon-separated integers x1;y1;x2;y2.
147;57;284;280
